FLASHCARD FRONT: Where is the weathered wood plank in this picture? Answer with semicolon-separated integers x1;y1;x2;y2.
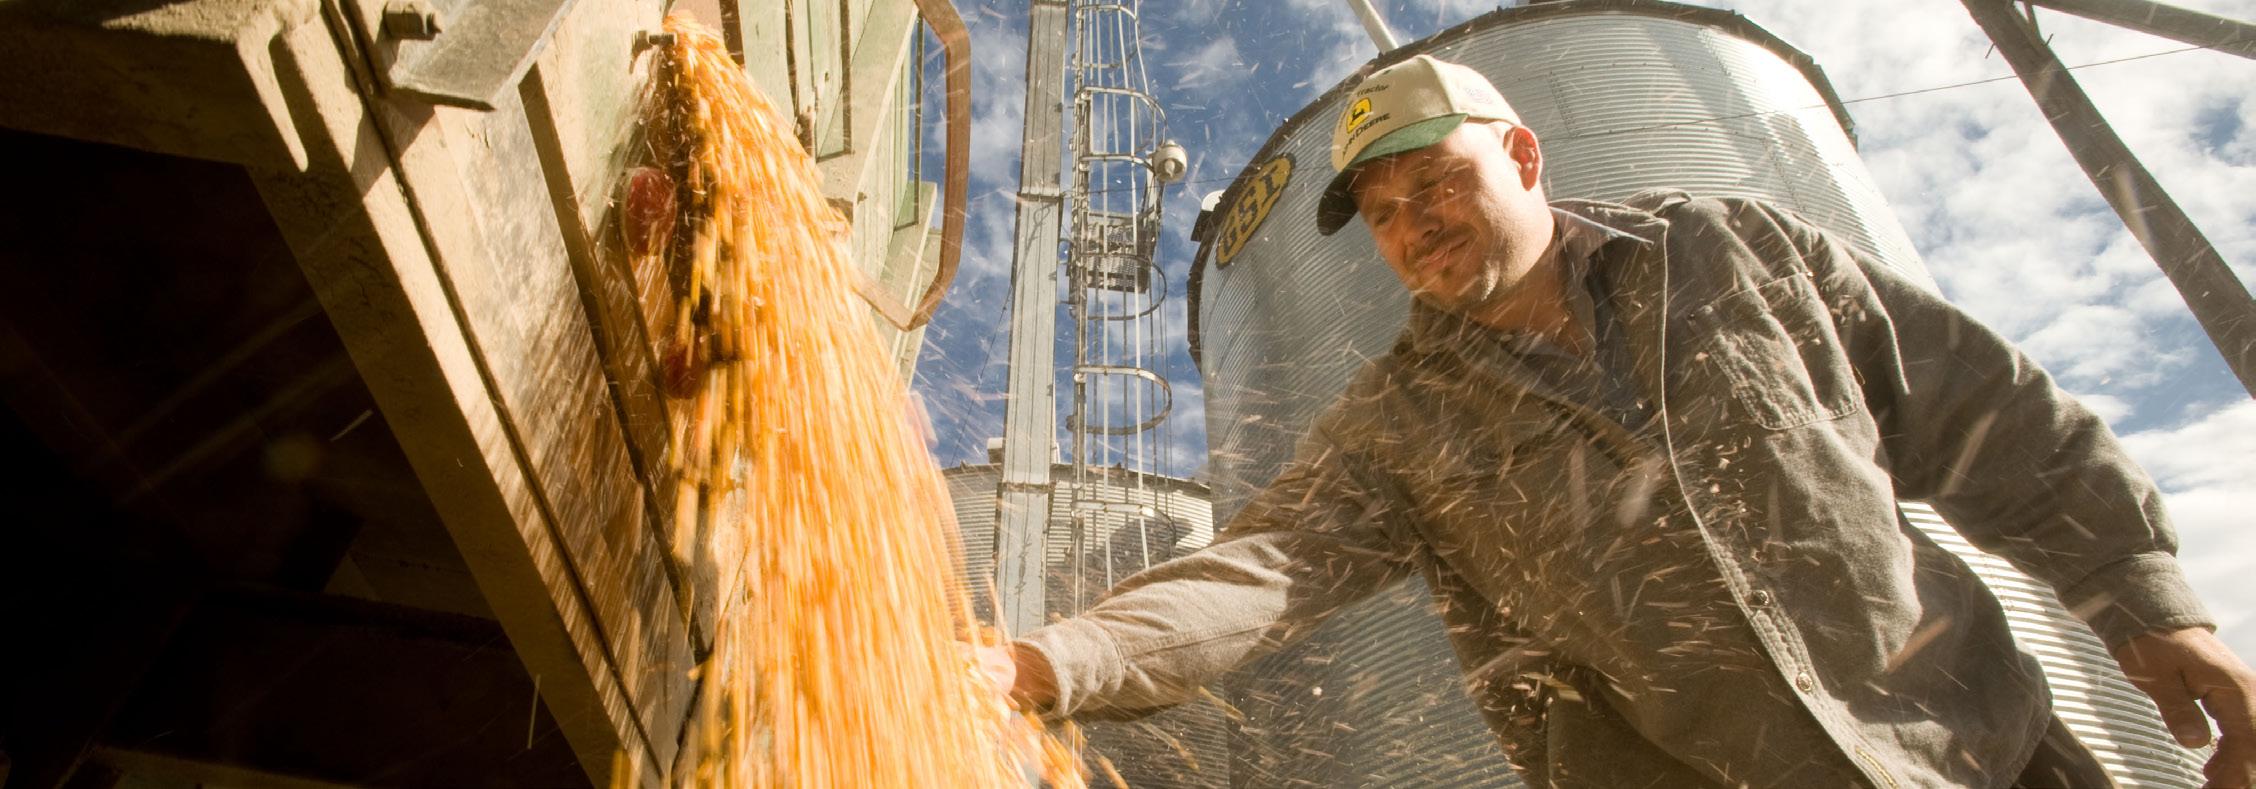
894;230;943;378
524;69;693;630
516;21;730;778
878;182;941;300
801;0;845;148
0;0;312;170
527;0;667;238
252;13;634;786
362;76;692;773
518;0;689;650
817;0;918;195
731;0;794;108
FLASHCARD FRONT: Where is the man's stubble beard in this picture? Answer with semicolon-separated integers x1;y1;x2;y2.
1431;237;1526;319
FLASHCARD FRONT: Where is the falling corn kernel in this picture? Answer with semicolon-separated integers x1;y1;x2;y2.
629;15;1088;788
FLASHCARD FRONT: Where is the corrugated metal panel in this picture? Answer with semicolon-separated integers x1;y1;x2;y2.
1231;577;1523;788
948;465;1222;615
1903;504;2210;787
1193;4;2202;788
1433;16;1924;275
945;464;1232;787
947;467;1005;622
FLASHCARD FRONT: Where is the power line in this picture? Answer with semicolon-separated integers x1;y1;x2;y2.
1557;44;2207;142
969;43;2209;203
1839;44;2202;106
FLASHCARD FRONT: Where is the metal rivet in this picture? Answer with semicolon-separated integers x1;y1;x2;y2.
1748;589;1771;607
382;0;444;40
1794;673;1816;693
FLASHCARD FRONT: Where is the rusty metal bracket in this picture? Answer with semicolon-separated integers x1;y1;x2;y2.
840;0;970;332
902;0;971;331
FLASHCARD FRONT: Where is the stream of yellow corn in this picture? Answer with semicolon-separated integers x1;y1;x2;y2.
627;15;1088;787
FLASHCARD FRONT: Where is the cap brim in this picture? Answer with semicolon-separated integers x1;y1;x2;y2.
1315;168;1363;236
1315;114;1469;236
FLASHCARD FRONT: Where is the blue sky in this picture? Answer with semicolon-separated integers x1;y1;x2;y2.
907;0;2256;659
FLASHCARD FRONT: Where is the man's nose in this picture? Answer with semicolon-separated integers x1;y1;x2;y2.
1403;203;1442;241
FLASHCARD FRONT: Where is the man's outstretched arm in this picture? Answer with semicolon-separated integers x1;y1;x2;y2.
999;394;1421;719
1747;200;2252;785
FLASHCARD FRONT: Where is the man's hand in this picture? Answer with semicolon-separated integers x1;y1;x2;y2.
972;641;1059;712
973;640;1017;697
2114;627;2256;787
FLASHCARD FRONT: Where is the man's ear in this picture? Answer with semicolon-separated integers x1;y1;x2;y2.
1505;125;1543;189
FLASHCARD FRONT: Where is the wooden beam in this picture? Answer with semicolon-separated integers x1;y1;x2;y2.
818;0;920;199
0;0;313;169
251;9;668;784
2021;0;2256;60
518;0;704;650
343;30;695;783
729;0;797;120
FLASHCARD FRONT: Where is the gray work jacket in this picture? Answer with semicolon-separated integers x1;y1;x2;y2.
1019;192;2212;788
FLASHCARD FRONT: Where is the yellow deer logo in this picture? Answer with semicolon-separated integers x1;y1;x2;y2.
1341;97;1373;135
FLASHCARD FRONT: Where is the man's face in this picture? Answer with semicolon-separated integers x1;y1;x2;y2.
1351;122;1547;316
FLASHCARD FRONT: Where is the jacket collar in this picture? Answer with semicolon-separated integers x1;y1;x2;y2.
1406;200;1667;355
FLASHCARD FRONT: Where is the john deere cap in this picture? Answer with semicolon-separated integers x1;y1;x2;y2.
1316;55;1522;235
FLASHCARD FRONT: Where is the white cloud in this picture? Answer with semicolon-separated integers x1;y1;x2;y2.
2070;391;2135;424
1162;377;1208;476
1165;0;1226;27
1285;0;1381;91
1171;36;1247;92
1691;0;2256;663
2116;400;2256;660
1389;0;1490;35
2018;304;2191;389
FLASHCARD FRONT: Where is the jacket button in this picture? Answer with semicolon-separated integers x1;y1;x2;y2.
1794;673;1816;693
1748;589;1772;607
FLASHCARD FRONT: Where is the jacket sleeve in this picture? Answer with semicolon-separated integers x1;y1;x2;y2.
1744;200;2213;650
1016;380;1421;718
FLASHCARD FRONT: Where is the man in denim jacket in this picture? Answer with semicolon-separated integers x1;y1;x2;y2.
989;55;2254;787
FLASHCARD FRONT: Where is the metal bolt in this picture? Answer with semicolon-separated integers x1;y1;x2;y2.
635;30;678;52
383;0;444;40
